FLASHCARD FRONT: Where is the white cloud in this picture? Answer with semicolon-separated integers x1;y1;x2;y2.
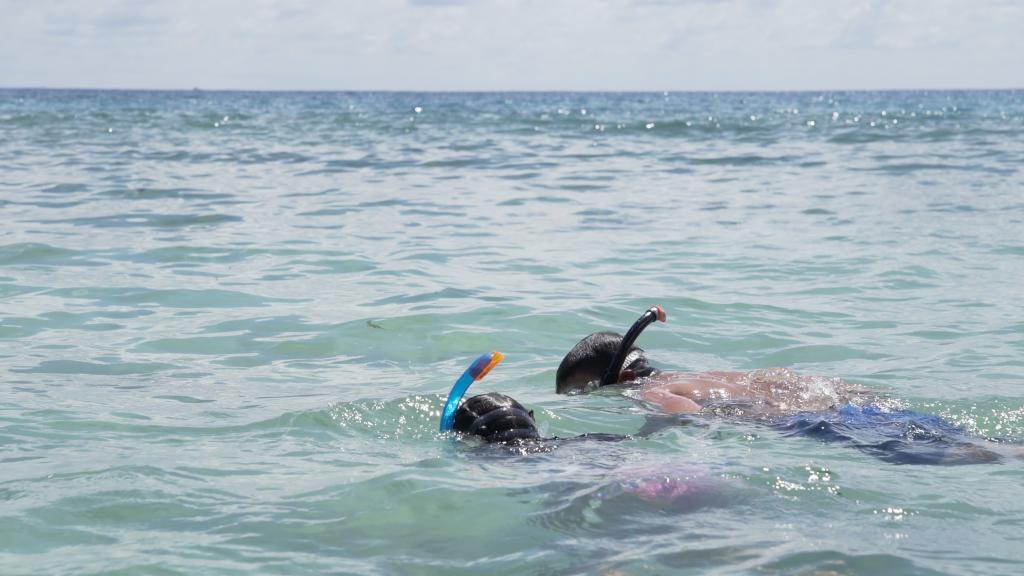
1;0;1021;90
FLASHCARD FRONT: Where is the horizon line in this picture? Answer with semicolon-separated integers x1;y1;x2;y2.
2;85;1022;95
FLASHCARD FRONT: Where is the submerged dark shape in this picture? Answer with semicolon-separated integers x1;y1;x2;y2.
775;405;1004;465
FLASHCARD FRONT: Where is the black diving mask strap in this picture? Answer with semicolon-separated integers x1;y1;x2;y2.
466;407;535;436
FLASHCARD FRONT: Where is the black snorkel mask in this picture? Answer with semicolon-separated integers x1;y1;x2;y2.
599;305;667;386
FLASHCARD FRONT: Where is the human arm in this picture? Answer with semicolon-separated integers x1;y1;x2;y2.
641;385;702;413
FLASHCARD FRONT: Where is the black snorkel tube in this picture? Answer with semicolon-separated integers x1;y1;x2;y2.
600;305;667;386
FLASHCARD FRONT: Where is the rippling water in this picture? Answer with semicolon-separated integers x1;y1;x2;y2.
2;89;1023;575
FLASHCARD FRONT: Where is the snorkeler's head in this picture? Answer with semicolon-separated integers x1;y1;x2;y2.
453;392;540;443
555;332;653;394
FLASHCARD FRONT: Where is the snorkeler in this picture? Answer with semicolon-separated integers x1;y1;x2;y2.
556;306;1013;465
557;306;850;414
439;352;623;448
451;392;545;444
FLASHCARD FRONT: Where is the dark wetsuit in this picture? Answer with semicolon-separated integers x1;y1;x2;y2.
638;403;1005;465
776;405;1003;465
468;432;630;455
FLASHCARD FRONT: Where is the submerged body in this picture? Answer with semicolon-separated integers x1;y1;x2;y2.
636;370;1009;465
449;391;734;505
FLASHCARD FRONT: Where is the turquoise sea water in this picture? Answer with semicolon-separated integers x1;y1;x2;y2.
1;89;1023;575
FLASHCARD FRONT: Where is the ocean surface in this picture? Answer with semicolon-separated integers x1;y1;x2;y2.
1;89;1023;575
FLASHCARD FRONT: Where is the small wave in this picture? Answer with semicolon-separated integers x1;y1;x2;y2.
12;359;178;375
98;187;233;201
46;286;299;308
0;243;105;267
687;154;804;167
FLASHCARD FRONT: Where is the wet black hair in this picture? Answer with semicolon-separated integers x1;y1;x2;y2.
555;332;653;394
452;392;540;443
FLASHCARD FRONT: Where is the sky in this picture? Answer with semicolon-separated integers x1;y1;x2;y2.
2;0;1022;91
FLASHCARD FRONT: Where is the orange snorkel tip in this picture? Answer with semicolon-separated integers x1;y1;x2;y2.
473;351;504;380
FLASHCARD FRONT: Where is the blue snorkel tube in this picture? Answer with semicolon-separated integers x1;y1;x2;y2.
439;351;505;432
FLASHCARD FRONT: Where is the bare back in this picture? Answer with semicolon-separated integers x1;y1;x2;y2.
638;368;854;416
